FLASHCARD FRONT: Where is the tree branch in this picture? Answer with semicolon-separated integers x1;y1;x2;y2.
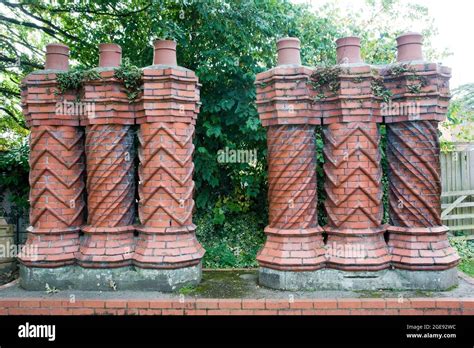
0;14;62;41
0;87;20;98
0;55;43;69
1;0;153;18
17;3;84;43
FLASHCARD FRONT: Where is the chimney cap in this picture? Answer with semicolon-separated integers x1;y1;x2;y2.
336;36;361;48
153;39;177;49
396;32;423;47
46;43;69;50
98;43;122;51
276;37;301;48
396;32;424;62
336;36;362;64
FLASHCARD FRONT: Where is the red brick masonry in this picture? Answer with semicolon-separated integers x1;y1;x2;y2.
19;40;204;271
133;39;204;268
19;44;86;268
255;33;460;274
1;297;473;315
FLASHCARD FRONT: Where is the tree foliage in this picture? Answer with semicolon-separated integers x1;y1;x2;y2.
440;83;474;151
0;0;443;230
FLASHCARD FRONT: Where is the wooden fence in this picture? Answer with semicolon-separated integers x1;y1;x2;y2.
441;143;474;234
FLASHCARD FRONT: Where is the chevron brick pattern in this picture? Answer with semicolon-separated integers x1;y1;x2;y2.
386;121;459;270
323;123;382;229
77;124;135;267
137;122;194;228
133;62;204;269
323;122;390;270
134;122;203;268
19;125;85;267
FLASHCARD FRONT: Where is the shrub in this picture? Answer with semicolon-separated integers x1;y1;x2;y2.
0;139;30;218
195;211;266;268
450;237;474;277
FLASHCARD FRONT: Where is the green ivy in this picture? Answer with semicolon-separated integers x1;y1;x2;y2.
56;59;143;101
449;237;474;277
309;66;342;100
378;125;390;224
385;63;427;95
56;66;99;94
371;76;392;103
441;93;474;152
113;58;143;101
315;126;327;226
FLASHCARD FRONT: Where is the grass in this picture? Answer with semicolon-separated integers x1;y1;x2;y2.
178;285;197;295
458;259;474;277
449;234;474;278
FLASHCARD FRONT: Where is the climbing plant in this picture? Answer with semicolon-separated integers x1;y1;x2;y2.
55;59;143;101
113;58;143;101
56;67;100;94
309;66;342;100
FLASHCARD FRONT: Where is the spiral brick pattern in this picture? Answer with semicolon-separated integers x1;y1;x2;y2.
267;125;318;229
256;125;325;271
386;120;459;269
77;124;135;267
387;121;441;227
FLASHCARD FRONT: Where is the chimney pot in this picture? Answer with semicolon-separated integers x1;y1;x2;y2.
276;37;301;66
396;32;423;62
153;39;177;66
99;43;122;68
336;36;362;64
45;43;69;71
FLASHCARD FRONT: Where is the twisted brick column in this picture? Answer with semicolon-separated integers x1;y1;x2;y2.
19;44;85;267
256;38;325;271
387;121;442;227
316;37;390;271
77;44;136;267
383;33;459;270
133;40;204;269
